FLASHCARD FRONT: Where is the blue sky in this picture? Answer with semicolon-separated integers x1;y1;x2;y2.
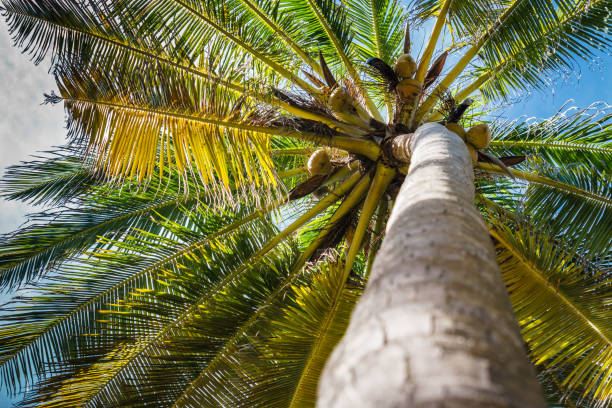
0;11;611;407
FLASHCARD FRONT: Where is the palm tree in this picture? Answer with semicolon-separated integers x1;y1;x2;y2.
0;0;610;406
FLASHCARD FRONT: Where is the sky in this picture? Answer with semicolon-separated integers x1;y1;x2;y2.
0;10;611;407
0;24;66;234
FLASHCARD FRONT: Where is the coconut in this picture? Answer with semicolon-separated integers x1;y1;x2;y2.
446;122;466;140
329;87;353;112
394;54;417;79
466;123;491;149
467;144;478;166
328;87;369;126
396;78;421;101
308;149;332;176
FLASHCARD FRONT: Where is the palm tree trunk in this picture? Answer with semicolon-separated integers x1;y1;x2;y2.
318;123;546;408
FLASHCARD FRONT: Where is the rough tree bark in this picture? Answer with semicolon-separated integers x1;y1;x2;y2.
318;123;546;408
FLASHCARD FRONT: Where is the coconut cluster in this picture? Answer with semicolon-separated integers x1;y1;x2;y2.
446;122;491;165
393;54;422;103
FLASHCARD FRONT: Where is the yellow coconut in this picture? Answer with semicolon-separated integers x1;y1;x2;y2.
396;78;421;101
329;87;352;112
394;54;417;79
307;149;332;176
446;122;466;140
328;87;368;126
467;144;478;166
466;123;491;149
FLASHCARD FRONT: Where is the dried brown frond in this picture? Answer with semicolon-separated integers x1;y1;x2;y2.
319;50;337;88
311;210;358;261
302;70;326;88
423;51;448;91
499;155;527;166
273;87;332;117
288;175;327;200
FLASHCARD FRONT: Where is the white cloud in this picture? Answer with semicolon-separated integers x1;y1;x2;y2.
0;24;67;234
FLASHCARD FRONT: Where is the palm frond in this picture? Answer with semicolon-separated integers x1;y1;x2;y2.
282;0;382;119
489;221;612;407
105;0;314;92
489;105;612;172
1;0;247;93
344;0;406;117
524;166;612;257
236;0;322;74
0;147;96;206
164;174;373;407
233;259;362;408
50;61;378;189
475;0;612;101
418;0;612;122
0;150;307;291
15;222;299;407
0;204;279;393
479;162;612;257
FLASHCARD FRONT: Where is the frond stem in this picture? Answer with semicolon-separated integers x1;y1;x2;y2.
343;163;395;278
415;0;524;123
477;163;612;208
61;96;381;160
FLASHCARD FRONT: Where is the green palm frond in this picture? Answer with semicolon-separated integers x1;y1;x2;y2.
418;0;612;122
478;162;612;257
0;165;362;392
1;0;246;92
471;0;612;101
489;221;612;407
225;259;362;408
14;226;300;407
344;0;406;117
280;0;382;119
524;166;612;257
281;0;353;69
0;152;307;291
232;0;322;74
107;0;312;91
344;0;406;67
0;204;278;392
0;147;96;206
489;105;612;171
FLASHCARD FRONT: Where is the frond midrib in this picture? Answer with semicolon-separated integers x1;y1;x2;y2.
61;95;381;159
478;163;612;208
489;139;612;154
1;168;91;201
